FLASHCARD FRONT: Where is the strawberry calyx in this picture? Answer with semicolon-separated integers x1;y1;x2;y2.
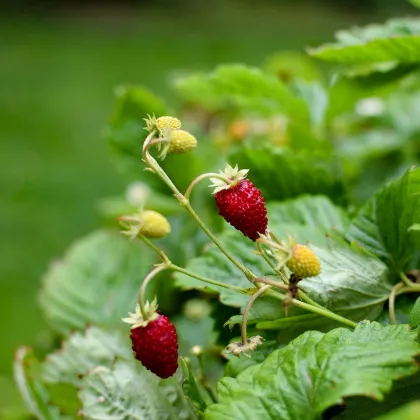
209;163;249;194
122;300;159;329
225;336;264;357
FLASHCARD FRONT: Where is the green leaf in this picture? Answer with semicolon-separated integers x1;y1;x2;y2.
347;167;420;272
79;359;196;420
334;372;420;420
205;322;420;420
104;85;167;174
39;230;154;335
342;62;419;88
230;146;347;203
267;195;350;246
173;64;310;124
409;297;420;329
309;18;420;64
42;327;131;386
374;400;420;420
14;347;71;420
410;0;420;9
175;196;390;324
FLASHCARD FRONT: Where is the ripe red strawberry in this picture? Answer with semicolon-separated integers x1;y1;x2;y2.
123;302;178;379
130;314;178;379
211;164;267;241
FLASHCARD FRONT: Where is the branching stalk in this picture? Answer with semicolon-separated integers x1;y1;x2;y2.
255;281;357;328
142;131;256;281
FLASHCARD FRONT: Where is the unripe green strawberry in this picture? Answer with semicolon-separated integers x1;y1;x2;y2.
167;130;197;154
155;116;181;132
286;244;320;278
139;210;171;238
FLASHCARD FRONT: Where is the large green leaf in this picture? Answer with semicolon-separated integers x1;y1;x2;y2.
205;322;420;420
230;146;347;203
175;196;391;324
267;195;350;246
333;372;420;420
309;18;420;64
39;230;154;335
79;359;196;420
14;347;71;420
347;167;420;272
42;327;131;386
173;64;310;124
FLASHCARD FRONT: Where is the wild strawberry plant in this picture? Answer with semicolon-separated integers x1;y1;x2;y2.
15;4;420;420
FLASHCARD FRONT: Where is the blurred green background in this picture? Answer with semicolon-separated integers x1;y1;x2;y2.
0;0;416;415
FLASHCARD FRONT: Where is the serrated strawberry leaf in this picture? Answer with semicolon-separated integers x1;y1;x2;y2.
14;347;72;420
41;327;131;386
409;297;420;329
79;359;196;420
175;196;391;325
173;64;310;124
230;146;347;203
347;167;420;272
205;322;420;420
309;18;420;64
39;230;154;335
331;372;420;420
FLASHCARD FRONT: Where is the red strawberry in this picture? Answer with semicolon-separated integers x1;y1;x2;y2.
130;314;178;379
211;164;267;241
123;302;178;379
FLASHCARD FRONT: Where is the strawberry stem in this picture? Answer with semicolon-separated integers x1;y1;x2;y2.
139;264;168;320
262;286;358;329
253;277;357;328
137;233;170;265
143;131;256;281
184;173;230;200
241;285;271;345
389;282;404;325
169;264;249;294
135;230;250;295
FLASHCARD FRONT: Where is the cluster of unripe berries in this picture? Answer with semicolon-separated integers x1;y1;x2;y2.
121;115;321;379
146;115;197;157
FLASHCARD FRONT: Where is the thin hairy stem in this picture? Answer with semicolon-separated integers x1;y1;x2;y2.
389;282;405;324
260;286;357;328
139;264;168;320
184;173;229;200
137;233;170;264
241;285;271;345
169;264;249;294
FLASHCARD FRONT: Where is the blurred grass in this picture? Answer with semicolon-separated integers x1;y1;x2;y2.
0;3;413;415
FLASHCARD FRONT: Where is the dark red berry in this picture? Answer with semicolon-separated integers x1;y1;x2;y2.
215;179;268;241
130;314;178;379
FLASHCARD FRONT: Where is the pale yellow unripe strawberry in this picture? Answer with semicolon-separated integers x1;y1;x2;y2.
286;244;320;278
139;210;171;239
167;130;197;154
155;116;181;133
